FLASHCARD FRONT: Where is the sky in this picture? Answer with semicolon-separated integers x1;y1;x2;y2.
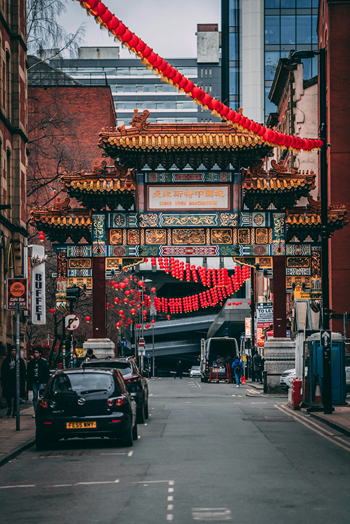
59;0;221;58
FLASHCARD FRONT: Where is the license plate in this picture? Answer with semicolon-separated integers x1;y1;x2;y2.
66;421;97;429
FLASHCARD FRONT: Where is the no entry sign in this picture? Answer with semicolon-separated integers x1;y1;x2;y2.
7;278;28;310
138;338;145;347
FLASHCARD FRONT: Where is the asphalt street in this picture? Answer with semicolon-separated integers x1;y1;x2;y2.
1;378;350;524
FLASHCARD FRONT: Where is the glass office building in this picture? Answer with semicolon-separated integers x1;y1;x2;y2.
222;0;319;122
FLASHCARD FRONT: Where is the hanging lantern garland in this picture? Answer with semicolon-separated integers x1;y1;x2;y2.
75;0;322;152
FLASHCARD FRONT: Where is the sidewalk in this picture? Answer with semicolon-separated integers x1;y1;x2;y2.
0;406;36;467
310;406;350;438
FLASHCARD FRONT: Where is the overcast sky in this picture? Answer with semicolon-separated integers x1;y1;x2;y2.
60;0;221;58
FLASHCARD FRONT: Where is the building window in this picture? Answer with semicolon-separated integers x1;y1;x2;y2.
265;51;280;81
201;69;203;78
297;0;311;6
6;51;10;120
265;16;280;45
266;0;280;7
229;33;238;61
209;85;212;92
281;16;295;45
281;0;295;6
297;16;312;44
209;68;212;78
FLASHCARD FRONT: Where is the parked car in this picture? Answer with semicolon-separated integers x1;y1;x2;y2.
190;366;201;378
36;368;137;450
83;358;149;423
280;368;295;389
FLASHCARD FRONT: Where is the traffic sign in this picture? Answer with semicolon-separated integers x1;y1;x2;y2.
120;339;127;347
65;313;81;331
138;338;145;347
320;330;331;347
138;348;145;356
146;354;151;359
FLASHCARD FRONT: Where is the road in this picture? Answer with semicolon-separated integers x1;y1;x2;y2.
1;378;350;523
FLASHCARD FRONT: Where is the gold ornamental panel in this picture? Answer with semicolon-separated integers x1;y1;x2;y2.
68;258;92;269
211;228;233;245
287;257;310;268
256;228;269;245
257;257;272;269
172;229;205;245
238;228;250;245
286;276;311;290
145;229;167;245
110;229;123;245
67;277;92;290
106;257;144;270
127;229;140;245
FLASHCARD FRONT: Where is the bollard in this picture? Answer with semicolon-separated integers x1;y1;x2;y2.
263;371;267;394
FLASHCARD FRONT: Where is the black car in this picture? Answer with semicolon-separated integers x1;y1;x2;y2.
83;358;149;423
35;368;137;450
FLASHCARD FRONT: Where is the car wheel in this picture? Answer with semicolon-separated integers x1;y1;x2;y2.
137;403;145;424
132;420;138;440
36;430;49;451
120;423;133;447
144;402;149;419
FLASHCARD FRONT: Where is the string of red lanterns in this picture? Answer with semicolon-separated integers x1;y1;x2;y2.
75;0;322;152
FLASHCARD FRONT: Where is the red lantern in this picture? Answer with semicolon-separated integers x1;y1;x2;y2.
85;316;91;323
151;287;156;293
151;319;155;324
136;324;141;329
138;280;144;287
167;315;170;320
49;308;55;315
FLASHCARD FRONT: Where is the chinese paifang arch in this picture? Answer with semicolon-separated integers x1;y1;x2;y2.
76;0;322;152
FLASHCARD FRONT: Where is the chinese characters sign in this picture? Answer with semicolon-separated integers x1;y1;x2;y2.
147;185;230;211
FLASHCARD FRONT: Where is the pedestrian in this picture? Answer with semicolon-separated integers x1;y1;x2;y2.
72;352;78;368
174;360;183;379
84;348;98;361
1;346;26;417
253;352;262;383
27;348;49;414
232;355;244;388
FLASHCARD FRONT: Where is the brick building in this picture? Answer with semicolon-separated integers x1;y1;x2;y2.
318;0;350;332
28;57;116;210
0;1;28;357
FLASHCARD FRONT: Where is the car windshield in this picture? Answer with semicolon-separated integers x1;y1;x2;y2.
191;366;200;370
84;361;133;376
51;373;114;395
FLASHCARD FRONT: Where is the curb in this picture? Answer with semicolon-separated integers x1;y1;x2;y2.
0;437;35;469
309;412;350;438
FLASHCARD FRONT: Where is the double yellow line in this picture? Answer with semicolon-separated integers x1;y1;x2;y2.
274;404;350;453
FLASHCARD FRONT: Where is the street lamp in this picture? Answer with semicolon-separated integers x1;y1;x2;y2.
291;49;332;414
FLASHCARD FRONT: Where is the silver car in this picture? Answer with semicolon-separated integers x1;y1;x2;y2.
190;366;201;378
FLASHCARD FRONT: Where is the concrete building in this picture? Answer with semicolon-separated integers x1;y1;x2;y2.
221;0;319;123
50;25;221;128
0;1;28;359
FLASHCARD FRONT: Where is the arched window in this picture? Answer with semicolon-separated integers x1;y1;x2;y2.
6;50;11;120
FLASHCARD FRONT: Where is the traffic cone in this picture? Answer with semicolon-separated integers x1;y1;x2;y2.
241;376;246;384
315;381;322;403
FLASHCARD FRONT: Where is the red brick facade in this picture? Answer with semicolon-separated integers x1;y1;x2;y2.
0;0;28;355
318;0;350;332
27;85;116;210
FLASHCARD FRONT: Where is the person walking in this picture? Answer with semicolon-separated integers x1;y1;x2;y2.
1;346;26;417
72;352;78;368
253;352;262;383
232;356;244;388
174;360;183;379
84;348;98;361
27;348;49;414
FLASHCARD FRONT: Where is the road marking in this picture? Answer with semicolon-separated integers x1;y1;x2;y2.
169;481;174;486
192;508;232;520
149;394;153;396
0;485;35;489
168;487;174;493
167;505;174;510
166;515;173;521
75;480;119;485
131;480;173;484
275;404;350;452
144;423;148;426
168;496;174;501
52;484;73;488
251;402;266;404
128;451;133;457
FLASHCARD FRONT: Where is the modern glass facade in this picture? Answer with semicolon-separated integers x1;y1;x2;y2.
264;0;319;119
222;0;319;121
